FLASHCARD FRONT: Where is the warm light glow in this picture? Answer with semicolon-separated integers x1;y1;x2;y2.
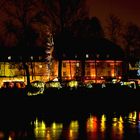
86;115;97;132
69;121;79;140
128;111;137;121
111;115;124;140
34;118;46;138
0;132;4;139
8;56;11;60
101;114;106;132
51;122;63;139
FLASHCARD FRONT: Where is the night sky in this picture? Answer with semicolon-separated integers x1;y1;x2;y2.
87;0;140;27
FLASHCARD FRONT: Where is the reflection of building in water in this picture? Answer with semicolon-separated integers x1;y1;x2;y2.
68;121;79;140
33;118;63;140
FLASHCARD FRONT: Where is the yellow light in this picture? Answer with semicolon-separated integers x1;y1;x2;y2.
69;121;79;140
101;114;106;132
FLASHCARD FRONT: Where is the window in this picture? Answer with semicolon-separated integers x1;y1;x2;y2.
86;63;90;67
86;70;90;76
63;62;66;67
63;72;66;76
9;64;15;69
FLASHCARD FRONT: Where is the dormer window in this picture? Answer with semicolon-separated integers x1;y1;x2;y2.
86;54;89;58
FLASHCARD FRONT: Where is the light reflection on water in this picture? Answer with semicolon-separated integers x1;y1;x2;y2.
0;111;140;140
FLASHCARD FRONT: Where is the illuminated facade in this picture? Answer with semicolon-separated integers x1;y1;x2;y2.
55;38;125;83
61;60;123;83
0;60;58;86
0;38;125;85
0;58;123;85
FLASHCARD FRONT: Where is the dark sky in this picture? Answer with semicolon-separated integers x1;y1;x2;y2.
87;0;140;27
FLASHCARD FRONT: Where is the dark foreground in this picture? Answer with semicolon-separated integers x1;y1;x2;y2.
0;89;140;140
0;87;140;114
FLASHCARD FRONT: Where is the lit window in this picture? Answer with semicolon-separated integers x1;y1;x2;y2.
63;62;66;67
86;54;89;58
76;62;79;67
63;72;66;76
8;56;11;60
39;65;42;68
31;56;33;60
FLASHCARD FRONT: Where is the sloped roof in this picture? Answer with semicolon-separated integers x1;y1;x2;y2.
0;46;46;62
54;37;125;60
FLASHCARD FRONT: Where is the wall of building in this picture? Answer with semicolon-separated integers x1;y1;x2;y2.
0;59;122;86
61;60;123;83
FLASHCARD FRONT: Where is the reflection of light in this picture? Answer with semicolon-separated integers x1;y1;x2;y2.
128;111;137;123
69;121;79;140
51;122;63;140
138;112;140;134
33;119;63;140
112;117;117;123
86;115;97;132
101;114;106;132
8;136;12;140
139;112;140;120
111;116;124;140
119;116;123;123
34;118;46;138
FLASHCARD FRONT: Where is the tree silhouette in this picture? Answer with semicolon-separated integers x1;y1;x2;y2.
45;0;88;82
122;23;140;78
123;23;140;57
106;14;122;44
71;17;104;39
0;0;54;86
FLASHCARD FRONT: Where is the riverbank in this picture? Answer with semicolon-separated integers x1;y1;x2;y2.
0;88;140;114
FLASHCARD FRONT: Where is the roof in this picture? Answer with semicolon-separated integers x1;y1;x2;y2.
0;46;47;62
54;37;125;60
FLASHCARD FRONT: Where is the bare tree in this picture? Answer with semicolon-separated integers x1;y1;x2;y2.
44;0;88;82
106;14;122;44
123;22;140;57
71;17;104;39
0;0;88;83
122;22;140;79
44;0;88;34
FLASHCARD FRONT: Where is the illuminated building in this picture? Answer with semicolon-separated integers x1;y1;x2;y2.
0;38;124;85
55;38;125;83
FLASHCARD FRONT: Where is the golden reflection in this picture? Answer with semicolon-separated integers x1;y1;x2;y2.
68;120;79;140
111;116;124;140
51;122;63;139
101;114;106;132
33;119;63;140
128;111;137;124
34;118;46;138
8;136;12;140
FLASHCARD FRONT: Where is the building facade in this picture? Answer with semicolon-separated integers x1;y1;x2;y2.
0;38;125;86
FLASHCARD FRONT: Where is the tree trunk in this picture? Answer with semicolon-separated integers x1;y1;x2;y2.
23;62;30;87
58;59;62;82
81;60;85;82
